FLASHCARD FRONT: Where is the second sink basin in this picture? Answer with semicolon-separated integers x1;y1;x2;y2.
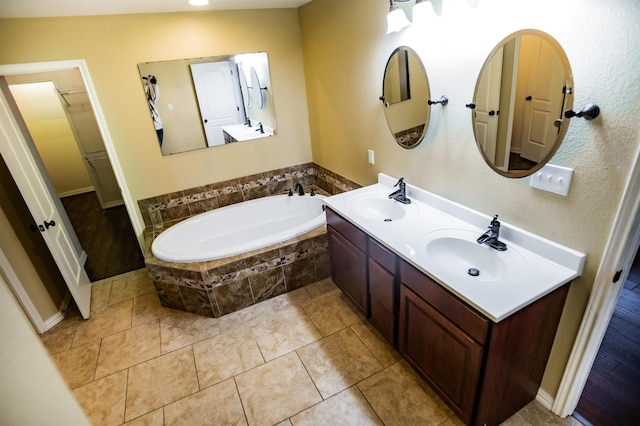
348;193;417;222
420;229;528;283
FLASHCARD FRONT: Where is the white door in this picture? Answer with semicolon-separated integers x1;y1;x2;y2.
474;47;503;168
520;35;567;163
0;78;91;319
190;61;243;147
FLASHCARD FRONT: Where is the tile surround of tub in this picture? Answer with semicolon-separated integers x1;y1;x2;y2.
145;228;330;318
137;162;361;231
138;163;360;318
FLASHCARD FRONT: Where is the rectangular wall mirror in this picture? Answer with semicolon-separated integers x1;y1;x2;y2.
138;52;276;156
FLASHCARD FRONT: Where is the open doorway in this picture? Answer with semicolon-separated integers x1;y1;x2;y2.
553;146;640;421
573;247;640;425
5;71;143;282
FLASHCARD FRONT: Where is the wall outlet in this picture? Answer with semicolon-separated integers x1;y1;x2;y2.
368;149;375;165
529;164;574;196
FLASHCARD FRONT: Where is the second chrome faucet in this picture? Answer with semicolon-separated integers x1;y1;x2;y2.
388;177;411;204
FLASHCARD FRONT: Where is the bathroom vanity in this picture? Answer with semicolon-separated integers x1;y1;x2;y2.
324;174;585;426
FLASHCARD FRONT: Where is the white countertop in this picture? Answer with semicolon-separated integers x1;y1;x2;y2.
323;173;586;322
222;123;273;142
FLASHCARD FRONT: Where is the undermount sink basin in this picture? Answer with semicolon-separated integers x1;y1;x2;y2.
421;229;527;283
348;194;416;222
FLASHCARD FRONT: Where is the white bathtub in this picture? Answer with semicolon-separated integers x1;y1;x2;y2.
152;193;326;263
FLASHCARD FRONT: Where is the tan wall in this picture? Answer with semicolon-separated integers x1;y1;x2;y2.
0;9;313;236
0;208;60;321
9;82;93;196
299;0;640;397
0;275;89;425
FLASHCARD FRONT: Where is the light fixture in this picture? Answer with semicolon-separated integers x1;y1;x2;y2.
188;0;209;6
386;0;411;34
412;0;433;22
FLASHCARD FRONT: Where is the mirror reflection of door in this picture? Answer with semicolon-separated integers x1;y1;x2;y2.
518;35;567;163
383;49;410;105
474;46;504;169
190;61;245;147
472;30;573;177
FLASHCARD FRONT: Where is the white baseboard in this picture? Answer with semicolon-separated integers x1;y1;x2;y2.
59;186;94;198
43;292;73;331
43;311;65;329
536;388;554;410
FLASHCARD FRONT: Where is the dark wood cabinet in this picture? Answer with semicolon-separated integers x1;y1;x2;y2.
368;238;398;345
399;283;484;424
326;208;368;315
399;259;569;426
325;208;570;426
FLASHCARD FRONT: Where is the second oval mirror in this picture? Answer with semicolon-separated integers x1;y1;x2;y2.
382;46;431;149
471;30;574;177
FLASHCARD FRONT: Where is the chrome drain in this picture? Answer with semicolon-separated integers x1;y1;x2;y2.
468;268;480;277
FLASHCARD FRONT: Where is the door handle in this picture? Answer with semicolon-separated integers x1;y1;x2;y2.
204;119;208;123
526;96;532;101
31;220;55;232
489;110;496;116
31;224;45;232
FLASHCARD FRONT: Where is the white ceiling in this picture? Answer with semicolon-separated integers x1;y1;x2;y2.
0;0;313;19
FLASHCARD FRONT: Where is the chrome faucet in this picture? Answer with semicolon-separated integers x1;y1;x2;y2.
477;215;507;251
388;177;411;204
294;183;305;196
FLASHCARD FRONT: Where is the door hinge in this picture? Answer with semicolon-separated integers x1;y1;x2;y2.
613;269;623;283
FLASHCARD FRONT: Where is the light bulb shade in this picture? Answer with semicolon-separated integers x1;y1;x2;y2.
412;0;434;23
188;0;209;6
386;5;411;34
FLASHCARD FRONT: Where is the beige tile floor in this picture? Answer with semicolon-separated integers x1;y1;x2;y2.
42;268;584;426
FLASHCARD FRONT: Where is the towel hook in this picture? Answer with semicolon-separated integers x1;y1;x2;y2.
564;104;600;120
428;95;448;106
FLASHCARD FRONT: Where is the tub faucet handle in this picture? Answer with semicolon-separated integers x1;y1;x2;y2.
288;188;293;196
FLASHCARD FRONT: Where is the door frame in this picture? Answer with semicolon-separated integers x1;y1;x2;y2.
552;144;640;417
0;60;141;237
0;247;52;333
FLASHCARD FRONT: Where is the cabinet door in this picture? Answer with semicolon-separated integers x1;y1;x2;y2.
369;258;396;345
327;225;368;315
398;284;483;424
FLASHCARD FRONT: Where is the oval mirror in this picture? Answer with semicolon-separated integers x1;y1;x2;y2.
471;30;574;177
382;46;431;149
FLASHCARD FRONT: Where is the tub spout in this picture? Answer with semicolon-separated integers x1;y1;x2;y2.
294;183;305;196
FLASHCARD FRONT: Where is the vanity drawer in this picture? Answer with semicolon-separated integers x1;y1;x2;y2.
369;238;396;273
369;297;395;345
400;260;489;344
369;258;395;312
326;207;366;249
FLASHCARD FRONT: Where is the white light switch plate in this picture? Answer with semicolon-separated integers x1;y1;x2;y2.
368;149;375;164
530;164;574;196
